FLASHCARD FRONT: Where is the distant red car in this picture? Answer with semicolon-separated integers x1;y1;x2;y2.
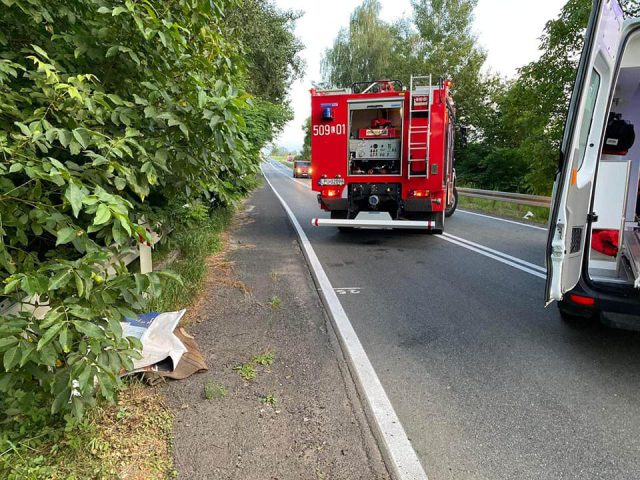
293;160;311;178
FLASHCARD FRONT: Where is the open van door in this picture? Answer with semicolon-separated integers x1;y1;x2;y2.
546;0;625;303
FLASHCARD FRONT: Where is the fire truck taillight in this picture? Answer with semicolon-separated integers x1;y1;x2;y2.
409;190;430;198
322;189;339;198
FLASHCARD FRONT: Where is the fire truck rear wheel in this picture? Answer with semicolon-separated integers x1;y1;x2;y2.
445;188;458;218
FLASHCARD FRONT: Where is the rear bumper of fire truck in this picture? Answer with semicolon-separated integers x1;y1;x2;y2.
311;211;436;230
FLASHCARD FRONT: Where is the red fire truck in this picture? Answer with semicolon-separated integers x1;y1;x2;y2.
310;75;458;233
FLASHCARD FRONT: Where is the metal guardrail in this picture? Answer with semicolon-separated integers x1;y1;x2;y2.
457;187;551;208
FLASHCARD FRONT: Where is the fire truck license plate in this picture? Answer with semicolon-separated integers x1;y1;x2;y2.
318;178;345;186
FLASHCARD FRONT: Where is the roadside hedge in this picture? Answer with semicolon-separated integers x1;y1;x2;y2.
0;0;271;427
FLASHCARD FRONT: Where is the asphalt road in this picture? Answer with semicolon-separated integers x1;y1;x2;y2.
262;160;640;480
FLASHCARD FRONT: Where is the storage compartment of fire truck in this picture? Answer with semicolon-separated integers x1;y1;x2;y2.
587;33;640;289
347;100;404;176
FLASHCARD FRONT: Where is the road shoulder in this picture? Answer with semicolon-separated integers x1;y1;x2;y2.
164;184;389;479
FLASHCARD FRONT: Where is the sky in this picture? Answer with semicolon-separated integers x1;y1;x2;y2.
274;0;566;151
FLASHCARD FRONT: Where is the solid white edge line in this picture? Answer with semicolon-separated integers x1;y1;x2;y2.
457;209;547;231
261;166;429;480
443;233;546;273
436;235;546;280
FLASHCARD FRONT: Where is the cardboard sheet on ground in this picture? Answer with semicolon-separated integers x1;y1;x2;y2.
122;310;187;374
121;310;207;379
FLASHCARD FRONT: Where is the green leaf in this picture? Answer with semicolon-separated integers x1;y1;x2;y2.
3;345;20;371
72;128;90;149
9;163;23;173
72;321;103;338
56;227;76;245
0;337;18;351
37;322;64;351
31;44;50;59
58;129;72;148
52;387;71;414
59;326;71;353
65;183;84;217
19;343;35;367
48;269;72;291
93;204;111;225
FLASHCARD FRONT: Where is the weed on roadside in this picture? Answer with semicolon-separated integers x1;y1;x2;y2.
259;394;277;407
270;270;279;281
204;381;227;400
233;363;257;381
269;295;282;309
253;351;275;366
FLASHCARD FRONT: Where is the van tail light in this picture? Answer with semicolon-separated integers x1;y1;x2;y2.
568;294;595;306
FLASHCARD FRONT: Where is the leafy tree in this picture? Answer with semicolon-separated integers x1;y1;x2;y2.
321;0;398;87
225;0;304;104
0;0;300;428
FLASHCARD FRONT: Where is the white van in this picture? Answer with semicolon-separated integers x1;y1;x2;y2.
546;0;640;328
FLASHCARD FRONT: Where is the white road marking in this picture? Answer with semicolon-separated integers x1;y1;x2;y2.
334;287;362;295
261;166;429;480
436;235;546;280
457;209;547;231
443;233;546;273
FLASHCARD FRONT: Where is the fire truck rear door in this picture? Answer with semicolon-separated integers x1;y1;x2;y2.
545;0;625;303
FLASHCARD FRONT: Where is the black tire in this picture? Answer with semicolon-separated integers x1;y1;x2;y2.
445;187;458;218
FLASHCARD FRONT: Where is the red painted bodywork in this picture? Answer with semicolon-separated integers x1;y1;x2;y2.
310;83;455;213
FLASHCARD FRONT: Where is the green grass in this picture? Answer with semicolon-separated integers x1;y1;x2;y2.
233;363;257;382
458;195;549;224
253;351;275;366
204;380;227;401
0;382;174;480
259;394;277;407
268;295;282;309
148;206;234;313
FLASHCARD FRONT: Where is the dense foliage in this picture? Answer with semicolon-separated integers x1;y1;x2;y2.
0;0;301;427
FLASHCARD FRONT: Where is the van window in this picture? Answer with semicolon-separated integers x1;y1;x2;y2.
577;70;601;170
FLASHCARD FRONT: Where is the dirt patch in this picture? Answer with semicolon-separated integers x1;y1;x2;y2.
164;186;389;479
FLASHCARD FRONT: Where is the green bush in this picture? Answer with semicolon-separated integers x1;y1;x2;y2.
0;0;274;428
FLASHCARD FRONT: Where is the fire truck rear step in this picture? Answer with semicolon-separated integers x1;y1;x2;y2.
312;211;436;230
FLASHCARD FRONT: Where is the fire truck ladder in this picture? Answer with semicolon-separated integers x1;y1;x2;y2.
407;75;433;179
